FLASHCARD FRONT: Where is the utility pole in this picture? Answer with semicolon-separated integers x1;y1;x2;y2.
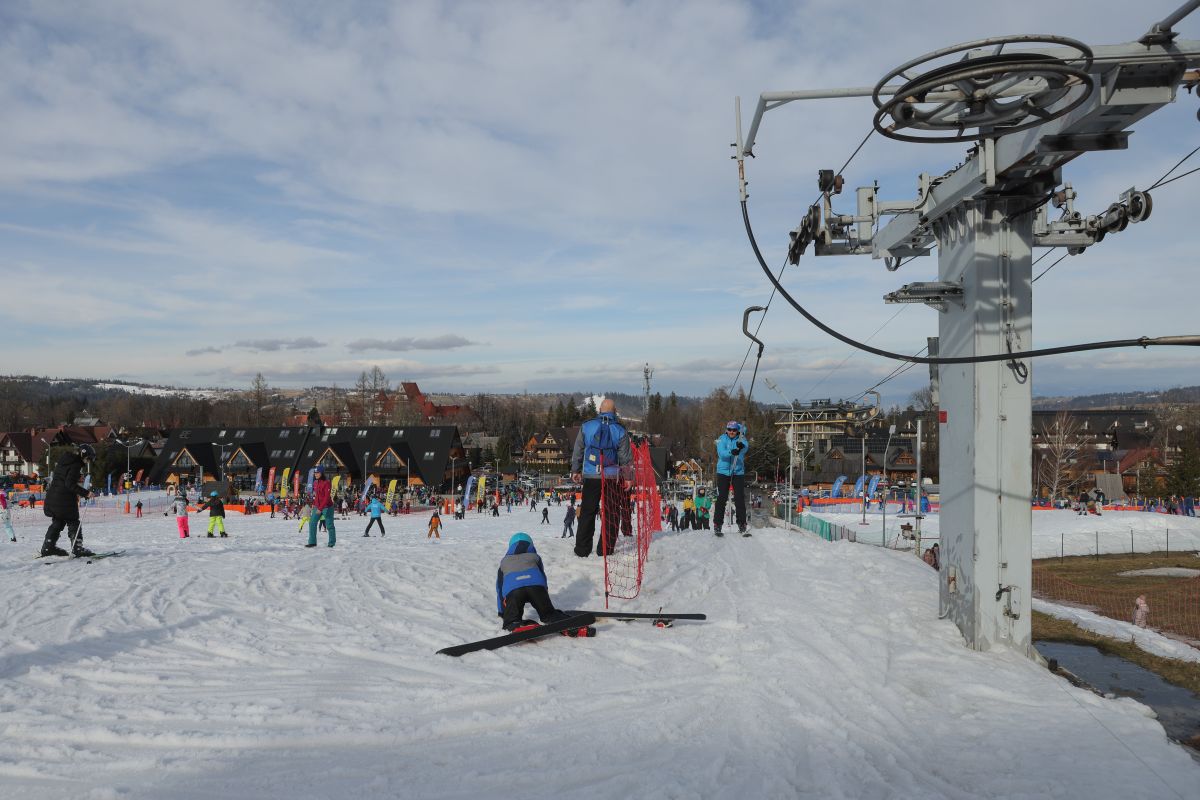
735;8;1200;654
643;363;653;424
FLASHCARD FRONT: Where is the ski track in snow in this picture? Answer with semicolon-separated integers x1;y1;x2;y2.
2;497;1198;799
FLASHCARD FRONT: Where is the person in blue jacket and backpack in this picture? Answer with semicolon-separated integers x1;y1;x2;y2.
496;533;594;637
364;495;385;537
714;420;750;537
569;399;632;558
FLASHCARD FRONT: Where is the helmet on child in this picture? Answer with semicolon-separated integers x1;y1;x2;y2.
509;532;532;548
210;491;218;498
78;443;95;461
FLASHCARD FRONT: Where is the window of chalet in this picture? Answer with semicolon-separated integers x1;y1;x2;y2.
229;452;251;468
378;451;401;469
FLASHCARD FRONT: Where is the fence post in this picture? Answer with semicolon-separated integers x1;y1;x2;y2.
1166;527;1169;555
1095;531;1099;559
1061;532;1064;562
1130;528;1134;555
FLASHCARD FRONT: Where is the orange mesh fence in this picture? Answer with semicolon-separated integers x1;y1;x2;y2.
600;441;661;603
1032;566;1200;642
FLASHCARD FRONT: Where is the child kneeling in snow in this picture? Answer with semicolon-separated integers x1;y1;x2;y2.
1133;595;1149;628
496;532;593;637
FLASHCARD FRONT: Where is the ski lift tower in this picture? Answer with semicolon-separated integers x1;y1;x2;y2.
736;3;1200;654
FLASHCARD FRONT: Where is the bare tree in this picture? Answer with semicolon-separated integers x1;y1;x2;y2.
251;373;270;426
1036;410;1084;501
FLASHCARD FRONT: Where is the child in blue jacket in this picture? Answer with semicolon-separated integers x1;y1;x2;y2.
364;496;385;537
496;533;592;636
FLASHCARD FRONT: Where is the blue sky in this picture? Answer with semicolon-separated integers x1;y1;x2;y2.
2;0;1198;405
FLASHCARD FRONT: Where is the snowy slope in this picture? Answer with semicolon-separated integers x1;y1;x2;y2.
810;505;1200;558
2;506;1197;799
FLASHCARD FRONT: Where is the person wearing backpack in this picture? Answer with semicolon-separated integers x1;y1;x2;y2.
569;398;632;558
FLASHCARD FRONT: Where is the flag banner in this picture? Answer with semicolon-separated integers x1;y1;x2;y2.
867;475;881;497
853;475;865;497
292;469;301;498
267;467;277;497
331;474;341;495
385;479;398;507
280;467;291;498
134;468;144;484
831;475;848;497
306;467;317;493
254;468;264;492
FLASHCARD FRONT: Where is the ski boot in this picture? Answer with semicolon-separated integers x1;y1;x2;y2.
72;542;95;558
740;526;751;538
40;544;69;557
562;625;596;638
506;619;540;634
207;533;215;538
219;533;228;538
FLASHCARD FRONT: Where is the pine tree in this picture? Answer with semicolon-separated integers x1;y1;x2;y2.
1167;442;1200;497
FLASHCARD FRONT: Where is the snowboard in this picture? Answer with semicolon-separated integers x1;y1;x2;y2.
437;612;597;657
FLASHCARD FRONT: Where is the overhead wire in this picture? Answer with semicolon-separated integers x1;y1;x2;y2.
728;130;877;400
742;196;1200;364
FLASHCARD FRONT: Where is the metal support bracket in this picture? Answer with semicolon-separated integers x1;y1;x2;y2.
884;280;964;312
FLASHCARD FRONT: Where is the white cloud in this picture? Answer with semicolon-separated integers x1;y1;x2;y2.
0;0;1195;399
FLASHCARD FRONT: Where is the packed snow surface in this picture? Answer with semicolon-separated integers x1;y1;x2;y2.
3;498;1198;799
810;505;1200;558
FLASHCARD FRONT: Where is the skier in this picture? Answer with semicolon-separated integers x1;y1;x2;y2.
165;489;190;538
428;511;442;539
562;503;576;538
135;499;143;518
1;489;16;542
297;500;312;534
681;495;695;530
39;444;96;557
570;398;633;558
540;506;550;525
694;487;712;530
496;533;593;636
713;421;749;536
304;466;336;548
364;495;385;537
197;491;228;538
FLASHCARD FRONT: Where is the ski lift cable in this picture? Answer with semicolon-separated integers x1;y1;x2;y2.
733;130;879;402
1148;144;1200;190
797;304;911;401
742;198;1200;364
1151;164;1200;189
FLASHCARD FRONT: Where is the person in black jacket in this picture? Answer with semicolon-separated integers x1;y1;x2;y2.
40;444;95;557
197;491;228;537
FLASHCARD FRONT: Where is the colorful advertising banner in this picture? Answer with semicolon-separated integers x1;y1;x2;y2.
831;475;847;497
331;475;341;496
292;469;301;498
267;467;277;497
867;474;881;498
280;467;291;498
385;479;398;507
254;468;264;493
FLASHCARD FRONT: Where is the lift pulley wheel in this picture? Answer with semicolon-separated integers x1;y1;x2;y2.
872;35;1095;144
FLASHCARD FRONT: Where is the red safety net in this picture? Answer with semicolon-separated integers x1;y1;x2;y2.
599;441;662;604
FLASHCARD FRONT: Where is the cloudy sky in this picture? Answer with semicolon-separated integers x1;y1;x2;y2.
3;0;1198;404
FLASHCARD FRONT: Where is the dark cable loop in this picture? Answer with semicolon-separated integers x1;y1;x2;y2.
742;200;1200;364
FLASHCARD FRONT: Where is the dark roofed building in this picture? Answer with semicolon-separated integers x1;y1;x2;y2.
150;424;466;494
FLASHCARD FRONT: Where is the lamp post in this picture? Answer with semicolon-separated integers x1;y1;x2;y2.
859;431;870;526
363;450;371;499
213;441;234;486
764;378;796;528
112;436;147;494
882;424;896;545
1166;424;1183;469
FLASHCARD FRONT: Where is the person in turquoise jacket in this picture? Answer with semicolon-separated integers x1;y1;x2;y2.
364;496;386;537
714;420;749;536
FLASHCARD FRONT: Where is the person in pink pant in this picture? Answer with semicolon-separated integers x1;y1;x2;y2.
165;491;190;538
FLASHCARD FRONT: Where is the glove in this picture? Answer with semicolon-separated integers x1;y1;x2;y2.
733;443;744;453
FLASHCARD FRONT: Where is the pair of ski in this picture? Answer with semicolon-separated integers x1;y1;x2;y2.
437;610;707;657
37;551;124;563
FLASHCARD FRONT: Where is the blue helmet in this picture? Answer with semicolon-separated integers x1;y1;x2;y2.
210;491;219;497
509;532;532;549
